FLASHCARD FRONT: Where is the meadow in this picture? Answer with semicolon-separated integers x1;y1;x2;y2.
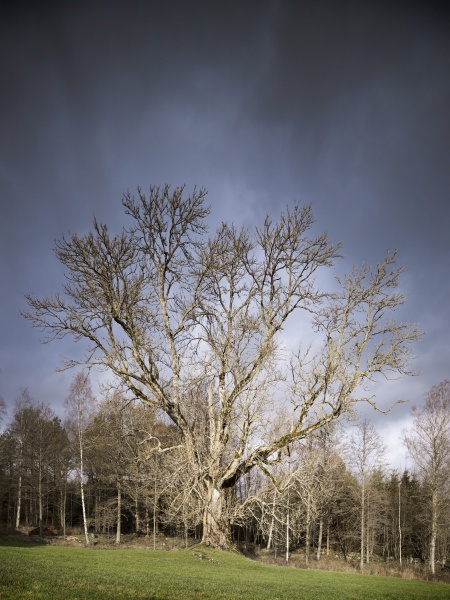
0;535;449;600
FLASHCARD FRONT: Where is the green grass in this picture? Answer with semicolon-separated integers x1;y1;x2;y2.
0;536;448;599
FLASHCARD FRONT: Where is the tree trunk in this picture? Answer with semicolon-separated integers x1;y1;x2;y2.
25;489;29;527
78;432;89;545
267;489;277;550
145;506;150;539
201;482;231;549
360;475;365;572
135;492;140;533
366;494;370;564
285;508;290;563
60;483;66;536
153;471;158;550
116;483;121;545
305;493;311;565
80;476;89;545
38;456;43;537
95;494;100;533
430;490;437;575
15;473;22;529
267;516;274;550
317;517;323;561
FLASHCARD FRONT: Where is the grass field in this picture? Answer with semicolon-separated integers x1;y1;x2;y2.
1;535;449;600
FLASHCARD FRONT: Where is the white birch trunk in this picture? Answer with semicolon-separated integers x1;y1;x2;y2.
285;508;290;563
116;483;121;544
360;475;365;572
430;491;437;575
79;436;90;545
15;473;22;529
317;517;323;561
267;489;277;550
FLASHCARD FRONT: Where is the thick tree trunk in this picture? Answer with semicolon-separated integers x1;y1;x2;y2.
201;482;232;549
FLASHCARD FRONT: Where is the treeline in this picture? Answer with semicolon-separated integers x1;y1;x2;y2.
0;376;449;574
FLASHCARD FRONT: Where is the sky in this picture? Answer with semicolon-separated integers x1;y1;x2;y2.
1;1;449;469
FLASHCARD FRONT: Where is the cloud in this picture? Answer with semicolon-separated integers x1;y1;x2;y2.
0;1;448;446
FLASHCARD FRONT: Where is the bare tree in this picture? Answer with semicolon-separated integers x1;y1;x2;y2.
285;438;328;565
348;419;386;572
9;397;66;535
9;389;33;529
86;393;128;544
64;372;96;544
24;185;421;548
404;380;450;574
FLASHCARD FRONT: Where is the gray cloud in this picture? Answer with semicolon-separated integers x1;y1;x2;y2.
1;1;449;466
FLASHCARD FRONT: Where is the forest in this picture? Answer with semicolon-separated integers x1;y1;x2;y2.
1;375;449;578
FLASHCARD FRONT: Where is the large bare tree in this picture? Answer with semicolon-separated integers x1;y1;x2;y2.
24;185;421;548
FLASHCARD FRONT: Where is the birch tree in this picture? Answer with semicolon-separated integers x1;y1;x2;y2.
24;185;421;548
9;389;33;529
404;380;450;574
348;419;386;571
64;372;96;544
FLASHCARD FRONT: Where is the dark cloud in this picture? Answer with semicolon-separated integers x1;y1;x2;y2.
1;1;449;466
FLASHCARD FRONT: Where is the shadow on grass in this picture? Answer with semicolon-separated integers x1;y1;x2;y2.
0;530;48;548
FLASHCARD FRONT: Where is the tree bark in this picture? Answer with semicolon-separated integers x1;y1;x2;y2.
15;473;22;529
153;469;158;550
60;483;66;536
38;453;43;537
317;517;323;561
326;523;330;556
79;430;89;545
360;475;365;572
285;507;290;563
116;483;122;544
398;481;402;569
430;490;437;575
80;476;89;545
135;491;140;533
305;492;311;565
267;489;277;550
201;482;231;549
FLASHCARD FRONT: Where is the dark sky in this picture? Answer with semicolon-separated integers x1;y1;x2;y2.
1;1;449;466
